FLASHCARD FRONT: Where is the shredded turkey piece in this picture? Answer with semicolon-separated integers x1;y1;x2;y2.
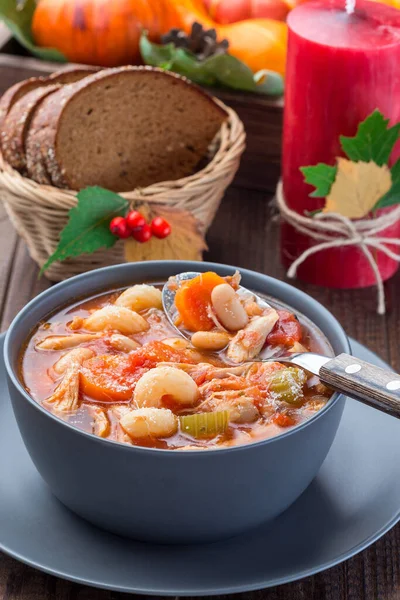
199;394;259;424
90;407;110;438
53;347;95;375
44;363;80;413
224;270;241;290
227;310;279;363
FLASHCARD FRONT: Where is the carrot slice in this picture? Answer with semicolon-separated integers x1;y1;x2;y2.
128;341;198;368
174;272;225;332
80;342;197;403
80;355;145;403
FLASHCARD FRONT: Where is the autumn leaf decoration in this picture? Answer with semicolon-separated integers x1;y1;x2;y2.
124;204;207;263
301;110;400;218
41;187;207;275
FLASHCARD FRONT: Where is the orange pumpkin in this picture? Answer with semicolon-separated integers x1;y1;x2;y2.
32;0;287;76
172;0;288;75
219;19;287;75
32;0;180;67
203;0;291;23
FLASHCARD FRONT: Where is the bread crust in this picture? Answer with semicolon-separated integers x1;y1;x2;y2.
21;67;100;183
1;84;61;174
0;78;46;132
29;66;227;190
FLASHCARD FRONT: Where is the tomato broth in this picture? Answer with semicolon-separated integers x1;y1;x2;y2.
20;273;333;450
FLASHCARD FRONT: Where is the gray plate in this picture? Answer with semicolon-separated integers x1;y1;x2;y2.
0;333;399;595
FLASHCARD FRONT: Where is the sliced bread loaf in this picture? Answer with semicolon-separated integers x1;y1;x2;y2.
0;67;99;134
1;84;61;174
27;66;227;192
16;67;101;183
0;78;45;132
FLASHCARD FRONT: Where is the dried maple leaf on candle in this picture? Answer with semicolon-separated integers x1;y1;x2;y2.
324;159;392;219
124;203;207;262
300;109;400;217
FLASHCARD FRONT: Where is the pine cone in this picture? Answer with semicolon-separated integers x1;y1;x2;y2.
161;22;229;61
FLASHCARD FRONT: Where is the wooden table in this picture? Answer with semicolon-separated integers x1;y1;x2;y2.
1;59;400;600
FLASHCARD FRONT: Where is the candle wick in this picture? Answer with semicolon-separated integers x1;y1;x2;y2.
345;0;356;14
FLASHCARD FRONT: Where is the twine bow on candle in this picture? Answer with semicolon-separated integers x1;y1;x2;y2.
276;181;400;315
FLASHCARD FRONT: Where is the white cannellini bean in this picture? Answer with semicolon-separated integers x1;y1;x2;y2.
134;366;199;408
37;333;99;350
227;310;279;363
120;408;178;438
53;347;95;374
211;284;248;331
191;331;230;351
115;285;162;311
108;334;141;353
84;305;149;335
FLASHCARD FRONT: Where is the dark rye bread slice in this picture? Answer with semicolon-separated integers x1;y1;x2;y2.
48;65;101;84
0;78;43;133
0;66;100;134
28;66;227;192
1;84;61;174
19;67;101;183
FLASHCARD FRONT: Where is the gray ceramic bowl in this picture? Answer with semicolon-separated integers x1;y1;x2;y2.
4;261;350;544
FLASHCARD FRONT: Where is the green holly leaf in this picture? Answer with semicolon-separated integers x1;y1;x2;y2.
374;159;400;210
300;164;337;197
340;110;400;166
0;0;67;62
40;187;129;276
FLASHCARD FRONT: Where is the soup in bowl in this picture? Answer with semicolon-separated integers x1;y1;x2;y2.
22;270;333;451
5;261;349;543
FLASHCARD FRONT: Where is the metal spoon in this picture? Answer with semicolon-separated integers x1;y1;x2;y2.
162;272;400;419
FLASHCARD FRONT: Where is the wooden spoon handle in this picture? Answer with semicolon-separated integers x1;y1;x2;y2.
320;353;400;419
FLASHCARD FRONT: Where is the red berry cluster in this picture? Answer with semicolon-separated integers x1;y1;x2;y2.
109;211;171;243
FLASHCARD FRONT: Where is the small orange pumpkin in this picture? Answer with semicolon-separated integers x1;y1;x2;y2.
173;0;288;75
32;0;180;67
203;0;291;23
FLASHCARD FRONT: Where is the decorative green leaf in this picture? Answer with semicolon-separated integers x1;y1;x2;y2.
300;110;400;213
300;164;337;198
140;34;175;67
374;159;400;209
340;110;400;166
0;0;67;62
40;187;129;275
139;32;284;96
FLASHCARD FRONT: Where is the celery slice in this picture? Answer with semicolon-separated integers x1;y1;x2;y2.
180;411;229;439
268;367;307;404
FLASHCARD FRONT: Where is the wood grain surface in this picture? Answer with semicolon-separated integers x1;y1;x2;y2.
0;60;400;600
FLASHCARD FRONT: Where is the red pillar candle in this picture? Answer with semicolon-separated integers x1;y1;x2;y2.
282;0;400;288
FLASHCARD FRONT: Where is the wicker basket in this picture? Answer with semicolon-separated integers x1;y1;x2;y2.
0;103;245;282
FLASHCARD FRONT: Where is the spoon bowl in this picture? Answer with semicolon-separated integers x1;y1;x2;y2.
162;270;279;354
163;270;400;419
